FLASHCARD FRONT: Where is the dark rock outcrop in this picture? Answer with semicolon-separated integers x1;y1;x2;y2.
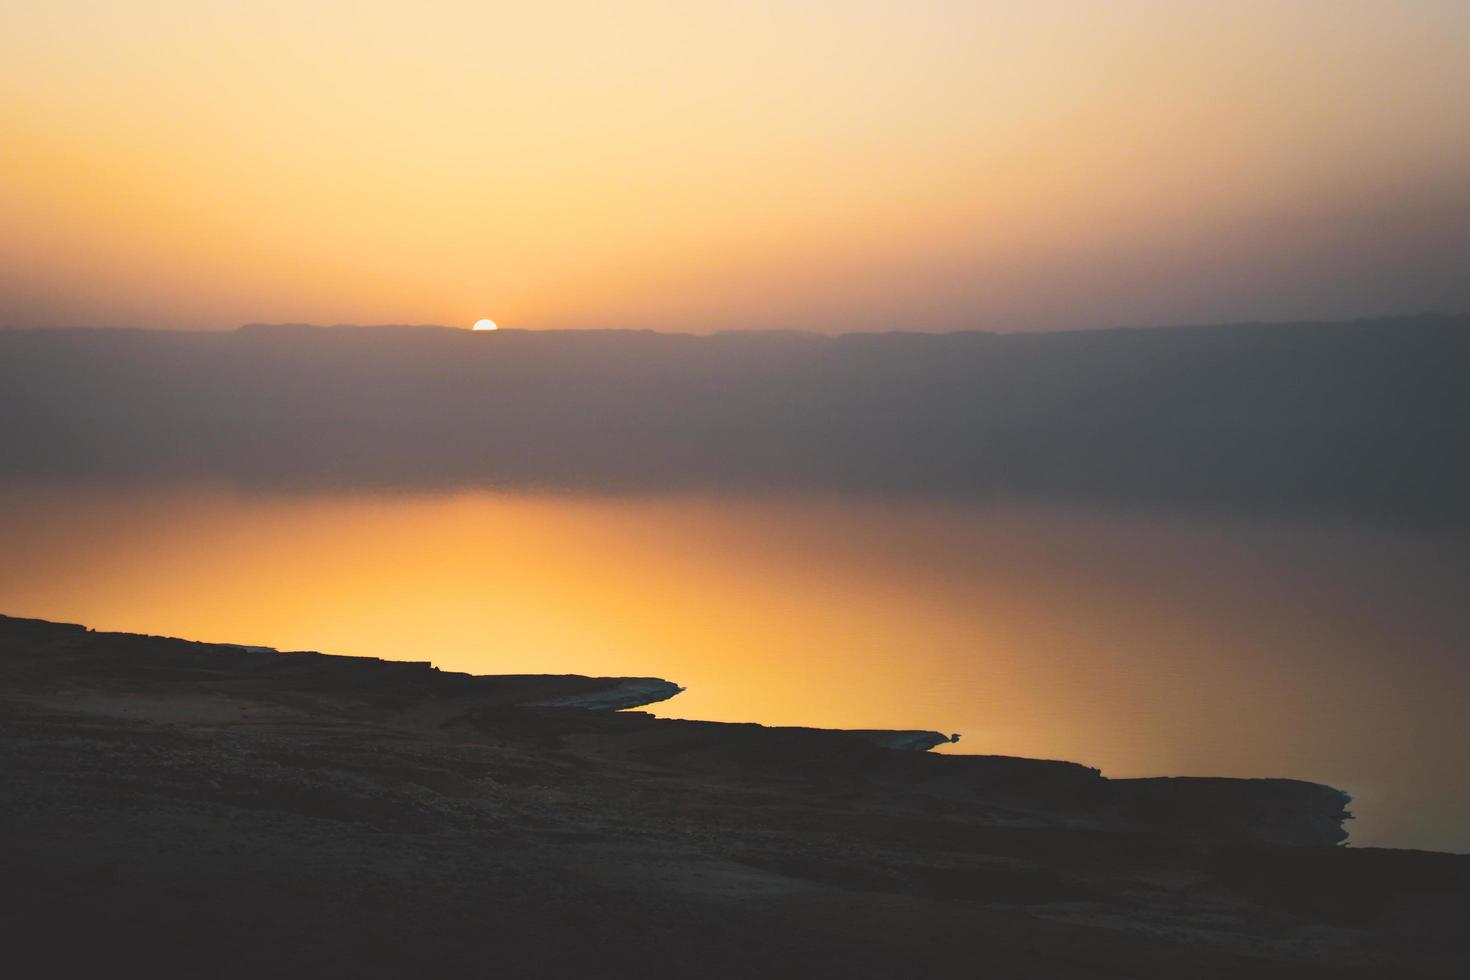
2;613;1465;978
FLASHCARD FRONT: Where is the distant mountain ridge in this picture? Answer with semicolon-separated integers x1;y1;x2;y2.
3;314;1467;520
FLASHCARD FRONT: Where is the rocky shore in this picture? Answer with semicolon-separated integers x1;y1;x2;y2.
2;613;1466;977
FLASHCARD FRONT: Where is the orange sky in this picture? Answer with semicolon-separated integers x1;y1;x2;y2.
3;1;1468;331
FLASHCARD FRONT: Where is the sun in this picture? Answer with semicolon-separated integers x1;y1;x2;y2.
472;319;498;331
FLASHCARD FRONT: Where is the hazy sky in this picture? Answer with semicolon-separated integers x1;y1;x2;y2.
3;1;1468;332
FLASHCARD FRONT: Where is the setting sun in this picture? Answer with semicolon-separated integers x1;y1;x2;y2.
472;319;498;332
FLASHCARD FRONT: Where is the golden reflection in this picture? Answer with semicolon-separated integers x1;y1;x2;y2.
0;482;1466;849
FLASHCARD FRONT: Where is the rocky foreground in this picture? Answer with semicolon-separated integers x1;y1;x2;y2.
1;615;1466;977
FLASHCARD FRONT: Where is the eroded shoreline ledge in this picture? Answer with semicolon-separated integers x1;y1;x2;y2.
5;612;1470;977
0;613;1349;847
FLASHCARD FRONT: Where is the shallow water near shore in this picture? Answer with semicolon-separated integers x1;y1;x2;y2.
2;479;1466;852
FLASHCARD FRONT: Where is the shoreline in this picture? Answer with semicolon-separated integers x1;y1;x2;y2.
3;612;1466;977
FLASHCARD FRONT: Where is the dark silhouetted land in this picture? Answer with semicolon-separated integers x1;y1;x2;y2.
3;614;1467;977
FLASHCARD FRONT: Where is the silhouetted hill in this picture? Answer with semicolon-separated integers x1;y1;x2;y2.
2;315;1467;519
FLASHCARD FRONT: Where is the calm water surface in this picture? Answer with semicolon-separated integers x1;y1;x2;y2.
2;480;1466;851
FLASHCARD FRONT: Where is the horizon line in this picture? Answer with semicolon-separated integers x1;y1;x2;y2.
1;310;1464;339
